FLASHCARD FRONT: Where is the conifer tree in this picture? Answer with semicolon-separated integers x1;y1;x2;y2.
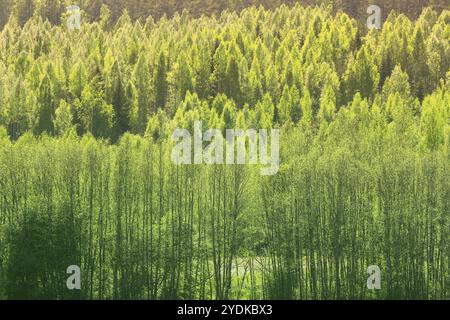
107;61;131;140
154;52;168;111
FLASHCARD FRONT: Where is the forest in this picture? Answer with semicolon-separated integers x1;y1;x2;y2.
1;0;449;29
0;1;449;299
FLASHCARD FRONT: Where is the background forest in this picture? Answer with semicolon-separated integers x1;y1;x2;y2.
0;1;449;300
1;0;449;29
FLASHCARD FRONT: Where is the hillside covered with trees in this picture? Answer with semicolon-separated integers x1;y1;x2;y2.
1;0;449;29
0;2;448;300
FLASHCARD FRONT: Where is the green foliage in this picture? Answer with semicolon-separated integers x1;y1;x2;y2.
343;45;380;103
0;2;448;301
154;52;168;111
54;100;73;135
106;61;131;140
0;4;447;141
